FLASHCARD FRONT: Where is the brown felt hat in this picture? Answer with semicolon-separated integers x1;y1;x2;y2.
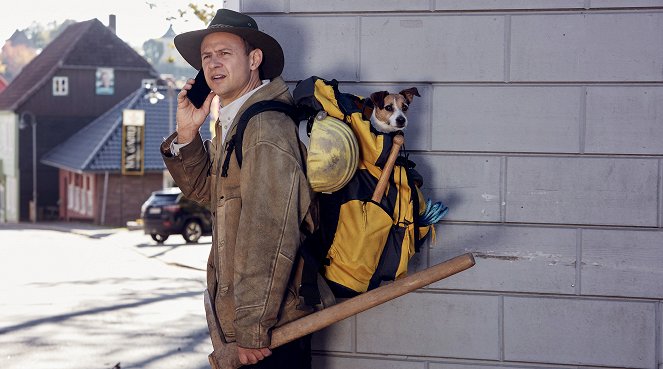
174;9;284;79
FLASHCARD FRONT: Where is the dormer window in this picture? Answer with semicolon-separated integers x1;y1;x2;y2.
52;76;69;96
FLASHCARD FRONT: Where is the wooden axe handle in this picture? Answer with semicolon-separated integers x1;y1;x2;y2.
271;252;475;348
371;134;404;203
206;253;475;369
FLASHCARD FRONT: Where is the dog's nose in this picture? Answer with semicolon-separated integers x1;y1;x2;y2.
396;115;406;126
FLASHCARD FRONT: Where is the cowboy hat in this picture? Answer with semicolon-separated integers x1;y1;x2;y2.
174;9;284;79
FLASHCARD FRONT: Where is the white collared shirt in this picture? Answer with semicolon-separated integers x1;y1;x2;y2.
170;79;270;155
218;79;269;143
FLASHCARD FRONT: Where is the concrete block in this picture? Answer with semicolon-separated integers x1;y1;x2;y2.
254;16;358;81
590;0;663;8
581;229;663;299
290;0;429;12
433;86;581;153
504;297;657;367
241;0;285;12
429;224;577;294
311;316;354;352
410;154;502;222
431;364;553;369
407;242;427;274
356;293;500;360
360;16;504;82
312;355;425;369
510;13;663;81
351;83;431;150
506;157;659;227
585;87;663;155
435;0;585;10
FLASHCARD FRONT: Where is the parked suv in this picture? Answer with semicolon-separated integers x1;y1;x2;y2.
140;187;212;243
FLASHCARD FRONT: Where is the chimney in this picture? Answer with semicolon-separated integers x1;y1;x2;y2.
108;14;116;34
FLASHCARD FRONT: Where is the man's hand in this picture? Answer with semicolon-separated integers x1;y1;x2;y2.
237;346;272;365
175;78;215;145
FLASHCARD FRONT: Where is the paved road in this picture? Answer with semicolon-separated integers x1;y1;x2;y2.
0;223;213;369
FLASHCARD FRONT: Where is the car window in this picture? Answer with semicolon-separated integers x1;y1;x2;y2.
149;193;180;205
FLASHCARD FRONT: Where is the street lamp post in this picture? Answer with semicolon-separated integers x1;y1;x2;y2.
19;111;37;223
144;77;176;188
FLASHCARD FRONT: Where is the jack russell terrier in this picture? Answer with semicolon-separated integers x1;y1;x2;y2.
368;87;420;133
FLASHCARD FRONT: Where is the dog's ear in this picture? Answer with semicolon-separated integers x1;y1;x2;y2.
370;91;389;109
399;87;421;104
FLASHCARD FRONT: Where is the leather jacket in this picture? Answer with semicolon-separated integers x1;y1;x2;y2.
161;77;313;348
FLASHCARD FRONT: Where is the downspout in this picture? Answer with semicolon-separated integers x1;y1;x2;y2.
101;171;109;225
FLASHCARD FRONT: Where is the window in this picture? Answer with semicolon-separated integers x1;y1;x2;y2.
52;76;68;96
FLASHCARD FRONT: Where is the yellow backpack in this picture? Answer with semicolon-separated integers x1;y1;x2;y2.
294;77;434;300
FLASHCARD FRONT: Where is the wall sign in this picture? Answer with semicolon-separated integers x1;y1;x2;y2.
121;109;145;175
96;67;114;95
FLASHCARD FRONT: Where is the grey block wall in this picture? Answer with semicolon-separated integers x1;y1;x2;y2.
239;1;663;368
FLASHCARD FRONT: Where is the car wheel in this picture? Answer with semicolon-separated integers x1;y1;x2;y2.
183;220;202;243
151;233;169;243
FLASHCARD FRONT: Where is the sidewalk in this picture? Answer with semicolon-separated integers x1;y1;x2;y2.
131;236;210;272
0;221;209;272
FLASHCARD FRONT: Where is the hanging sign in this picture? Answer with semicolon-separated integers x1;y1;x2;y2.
121;109;145;175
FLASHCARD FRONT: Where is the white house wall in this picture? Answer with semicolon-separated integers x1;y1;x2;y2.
0;111;19;222
240;1;663;368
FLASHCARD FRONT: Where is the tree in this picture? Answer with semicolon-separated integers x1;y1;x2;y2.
1;41;37;81
0;20;76;82
142;38;165;65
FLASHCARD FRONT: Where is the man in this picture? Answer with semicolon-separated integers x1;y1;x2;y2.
160;9;314;368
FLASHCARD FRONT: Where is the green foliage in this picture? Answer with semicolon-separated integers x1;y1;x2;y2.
188;3;216;25
0;19;74;82
25;20;76;49
164;2;216;25
142;39;165;64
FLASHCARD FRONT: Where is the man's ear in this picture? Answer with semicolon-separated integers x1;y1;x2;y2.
249;48;263;72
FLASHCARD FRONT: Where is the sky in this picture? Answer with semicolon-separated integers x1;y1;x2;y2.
0;0;212;49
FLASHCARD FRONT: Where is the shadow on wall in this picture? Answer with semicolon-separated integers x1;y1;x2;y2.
270;20;357;82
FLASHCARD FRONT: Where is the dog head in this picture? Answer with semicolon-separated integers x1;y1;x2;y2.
369;87;420;133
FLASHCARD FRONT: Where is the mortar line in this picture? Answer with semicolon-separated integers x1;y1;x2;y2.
428;84;435;151
656;301;661;368
579;86;587;154
352;314;358;353
575;228;582;295
427;232;432;268
499;294;505;361
356;16;361;81
501;156;508;223
504;15;511;83
658;158;662;228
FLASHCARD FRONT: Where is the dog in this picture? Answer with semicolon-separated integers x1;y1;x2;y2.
368;87;420;133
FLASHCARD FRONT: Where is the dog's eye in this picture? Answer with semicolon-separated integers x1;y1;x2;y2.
385;105;393;112
402;105;409;112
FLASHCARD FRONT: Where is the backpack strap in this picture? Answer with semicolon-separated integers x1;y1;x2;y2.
221;100;299;177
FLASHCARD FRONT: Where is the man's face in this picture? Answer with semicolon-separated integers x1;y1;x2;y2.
200;32;260;104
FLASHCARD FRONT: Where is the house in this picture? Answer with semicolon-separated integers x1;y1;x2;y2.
0;75;8;94
41;84;212;227
0;18;157;222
